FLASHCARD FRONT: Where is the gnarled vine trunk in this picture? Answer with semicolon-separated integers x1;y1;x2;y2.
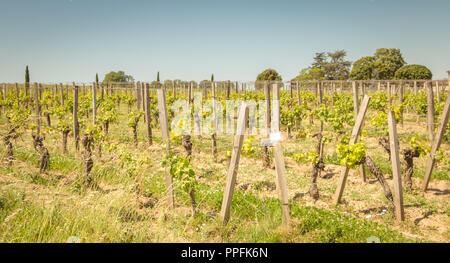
3;128;17;166
81;135;94;186
45;112;51;127
309;133;324;201
104;121;109;137
181;134;196;216
190;190;196;217
132;117;139;147
32;133;50;173
364;156;394;204
62;130;69;154
182;135;192;159
261;146;271;168
378;137;391;159
402;148;420;190
211;133;217;162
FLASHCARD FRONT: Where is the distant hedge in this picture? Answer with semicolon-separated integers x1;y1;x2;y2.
256;68;282;81
394;65;432;80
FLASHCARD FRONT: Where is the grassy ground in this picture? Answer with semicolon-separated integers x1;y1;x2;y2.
0;103;448;243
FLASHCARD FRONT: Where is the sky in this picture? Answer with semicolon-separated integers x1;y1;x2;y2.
0;0;449;83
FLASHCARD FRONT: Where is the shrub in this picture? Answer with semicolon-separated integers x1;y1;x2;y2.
394;65;432;80
256;69;282;81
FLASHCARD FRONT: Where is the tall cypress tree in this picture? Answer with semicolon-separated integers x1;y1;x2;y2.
157;72;160;82
25;65;30;95
95;73;99;84
25;66;30;83
211;74;214;81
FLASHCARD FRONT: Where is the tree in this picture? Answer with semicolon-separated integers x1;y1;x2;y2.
103;71;134;83
372;48;405;79
157;72;160;82
211;74;214;81
293;67;324;81
350;56;376;80
256;68;282;81
323;50;351;80
95;73;99;84
309;50;351;80
25;66;30;84
351;48;406;80
164;79;173;87
394;65;432;80
312;52;327;70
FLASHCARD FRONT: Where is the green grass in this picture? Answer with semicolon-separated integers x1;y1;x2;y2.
0;98;448;243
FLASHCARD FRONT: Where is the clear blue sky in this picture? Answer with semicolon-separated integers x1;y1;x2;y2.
0;0;449;83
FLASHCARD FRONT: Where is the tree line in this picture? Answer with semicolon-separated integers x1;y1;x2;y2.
258;48;433;82
20;48;434;85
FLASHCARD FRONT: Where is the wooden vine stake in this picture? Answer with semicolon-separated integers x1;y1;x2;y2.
188;82;192;104
272;83;290;227
436;81;440;104
272;84;290;227
173;81;177;99
92;82;97;124
273;142;290;227
100;83;104;101
144;83;153;146
134;82;140;110
426;81;435;142
261;82;271;168
295;82;301;130
333;95;371;204
15;83;20;106
387;111;405;221
352;82;366;182
422;91;450;191
73;84;80;151
220;102;249;224
141;82;145;110
399;81;404;126
0;85;4;115
60;83;65;106
142;83;147;123
157;87;175;208
387;82;391;107
34;83;41;135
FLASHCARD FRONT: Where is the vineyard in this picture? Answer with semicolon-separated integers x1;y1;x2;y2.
0;79;449;243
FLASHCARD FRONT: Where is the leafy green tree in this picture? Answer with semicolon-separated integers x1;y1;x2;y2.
394;65;432;80
200;80;210;87
309;50;351;80
372;48;405;79
351;48;406;80
164;79;173;88
103;71;134;83
323;50;351;80
312;52;327;70
256;68;282;81
350;56;376;80
294;67;324;81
